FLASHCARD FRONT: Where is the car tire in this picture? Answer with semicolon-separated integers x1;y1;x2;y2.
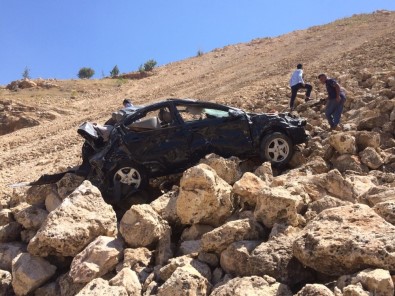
260;132;293;167
108;161;148;200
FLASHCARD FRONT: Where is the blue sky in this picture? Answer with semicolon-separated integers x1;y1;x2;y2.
1;1;394;85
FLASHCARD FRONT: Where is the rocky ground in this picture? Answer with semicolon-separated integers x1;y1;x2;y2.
1;10;395;296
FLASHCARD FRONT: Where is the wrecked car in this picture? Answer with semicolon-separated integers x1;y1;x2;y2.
77;98;308;201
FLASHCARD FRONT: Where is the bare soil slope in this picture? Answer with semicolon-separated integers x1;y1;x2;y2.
1;11;394;196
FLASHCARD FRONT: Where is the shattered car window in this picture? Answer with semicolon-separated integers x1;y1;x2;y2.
176;104;231;122
126;107;173;132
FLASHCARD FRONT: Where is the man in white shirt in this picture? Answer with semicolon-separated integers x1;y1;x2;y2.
289;64;312;111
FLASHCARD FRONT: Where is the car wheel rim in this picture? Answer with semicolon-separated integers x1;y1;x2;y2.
267;138;289;162
113;167;141;188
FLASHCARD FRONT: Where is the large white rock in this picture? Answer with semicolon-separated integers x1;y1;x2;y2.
76;278;128;296
11;253;56;296
69;236;124;283
295;284;335;296
232;172;267;207
27;181;117;257
329;132;357;154
157;265;212;296
119;204;170;248
150;190;179;225
159;255;212;282
0;242;25;271
293;204;395;276
176;164;234;227
12;203;48;230
254;187;305;228
199;154;242;185
373;200;395;225
210;275;292;296
109;268;142;296
201;218;264;253
359;147;384;169
353;268;394;296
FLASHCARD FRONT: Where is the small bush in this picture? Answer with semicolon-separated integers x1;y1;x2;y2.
138;64;145;73
78;67;95;79
143;59;157;72
22;67;31;79
110;65;120;77
197;50;204;57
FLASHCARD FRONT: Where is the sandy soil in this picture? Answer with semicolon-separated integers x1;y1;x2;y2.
1;11;394;198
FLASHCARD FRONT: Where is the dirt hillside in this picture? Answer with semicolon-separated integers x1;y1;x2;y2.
0;10;394;197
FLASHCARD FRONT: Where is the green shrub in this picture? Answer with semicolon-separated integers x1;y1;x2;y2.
22;67;31;79
110;65;120;77
78;67;95;79
143;59;157;71
196;50;204;57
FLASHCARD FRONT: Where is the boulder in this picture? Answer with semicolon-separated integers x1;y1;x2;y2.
0;269;12;296
210;275;292;296
373;200;395;225
69;236;124;283
199;154;242;185
328;132;357;154
254;187;305;228
181;224;214;241
109;268;142;296
331;154;368;173
249;229;314;285
34;282;59;296
220;240;260;276
355;131;381;151
57;273;85;296
353;268;394;296
359;147;384;169
27;181;117;257
295;284;335;296
159;255;211;282
0;242;26;271
201;218;264;253
150;190;179;225
358;186;395;206
293;204;395;276
25;184;58;206
253;162;273;183
116;247;152;273
176;164;234;227
11;253;56;296
12;203;48;230
75;278;128;296
119;204;170;248
157;265;212;296
232;172;267;207
0;222;22;243
0;209;13;226
358;114;389;130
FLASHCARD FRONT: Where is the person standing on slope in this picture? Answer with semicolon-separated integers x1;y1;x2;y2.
318;73;346;131
289;64;313;111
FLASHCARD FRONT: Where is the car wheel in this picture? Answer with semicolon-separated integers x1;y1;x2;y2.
260;132;293;166
108;161;148;200
113;162;148;188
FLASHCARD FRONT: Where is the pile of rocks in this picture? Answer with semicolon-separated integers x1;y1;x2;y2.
1;141;395;295
6;79;59;91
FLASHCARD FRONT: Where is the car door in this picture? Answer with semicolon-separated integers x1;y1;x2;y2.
174;103;254;163
121;105;191;175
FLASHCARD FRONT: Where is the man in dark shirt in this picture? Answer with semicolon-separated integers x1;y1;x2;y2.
318;73;346;131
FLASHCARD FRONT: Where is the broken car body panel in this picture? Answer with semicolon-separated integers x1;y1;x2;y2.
78;99;308;201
